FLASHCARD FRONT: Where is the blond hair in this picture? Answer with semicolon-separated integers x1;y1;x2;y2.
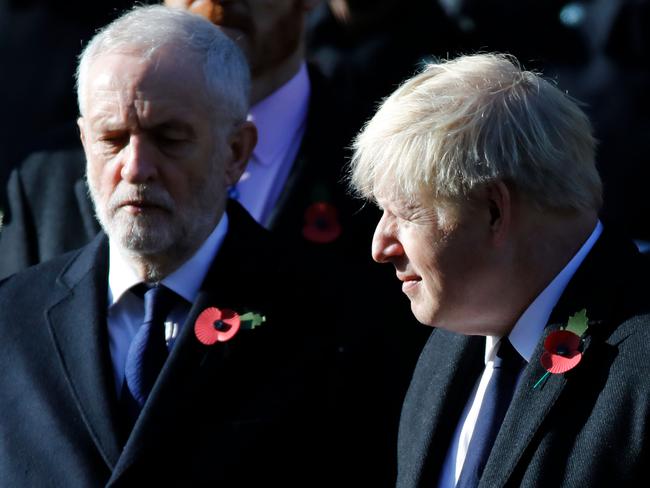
349;53;602;212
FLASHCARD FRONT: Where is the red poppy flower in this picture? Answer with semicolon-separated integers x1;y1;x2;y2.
302;202;342;243
194;307;240;345
540;330;582;374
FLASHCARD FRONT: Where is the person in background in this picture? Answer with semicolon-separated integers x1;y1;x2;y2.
349;52;650;487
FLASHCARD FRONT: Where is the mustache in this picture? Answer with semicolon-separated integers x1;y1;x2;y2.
108;184;175;213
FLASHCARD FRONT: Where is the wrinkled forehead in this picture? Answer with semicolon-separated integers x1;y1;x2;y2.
371;169;430;206
90;46;203;85
82;50;216;130
373;179;428;213
84;48;208;107
372;175;469;224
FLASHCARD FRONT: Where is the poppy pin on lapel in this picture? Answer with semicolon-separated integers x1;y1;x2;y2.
194;307;266;345
533;308;590;389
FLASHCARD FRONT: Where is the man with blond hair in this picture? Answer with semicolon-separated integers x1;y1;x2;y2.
349;53;650;487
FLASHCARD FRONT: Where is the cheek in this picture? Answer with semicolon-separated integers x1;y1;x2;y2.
159;159;207;203
86;141;124;188
86;156;107;197
420;260;444;301
413;239;454;301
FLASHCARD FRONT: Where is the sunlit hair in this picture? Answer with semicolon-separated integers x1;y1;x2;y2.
76;5;250;122
349;53;602;212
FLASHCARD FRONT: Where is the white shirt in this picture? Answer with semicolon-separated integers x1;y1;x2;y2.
106;213;229;393
232;62;310;227
437;220;603;487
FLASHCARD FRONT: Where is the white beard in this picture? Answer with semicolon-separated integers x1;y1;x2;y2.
87;171;222;272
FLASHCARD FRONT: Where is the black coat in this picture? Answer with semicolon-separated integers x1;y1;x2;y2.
397;230;650;487
0;202;339;487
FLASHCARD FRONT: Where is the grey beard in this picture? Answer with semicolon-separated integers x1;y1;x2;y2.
86;165;225;281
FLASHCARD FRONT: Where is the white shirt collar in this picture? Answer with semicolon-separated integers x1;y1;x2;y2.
485;220;603;364
108;212;229;307
248;62;310;166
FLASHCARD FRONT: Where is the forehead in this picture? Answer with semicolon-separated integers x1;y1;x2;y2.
375;191;430;219
83;50;212;127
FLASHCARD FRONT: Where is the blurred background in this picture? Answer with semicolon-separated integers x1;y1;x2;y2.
1;0;649;243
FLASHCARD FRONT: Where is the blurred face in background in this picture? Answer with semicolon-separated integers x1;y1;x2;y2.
164;0;307;78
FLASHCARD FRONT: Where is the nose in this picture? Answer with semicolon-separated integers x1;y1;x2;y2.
371;212;404;263
120;135;158;183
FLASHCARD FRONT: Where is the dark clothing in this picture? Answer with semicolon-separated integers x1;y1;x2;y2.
397;230;650;487
0;201;339;487
0;147;95;274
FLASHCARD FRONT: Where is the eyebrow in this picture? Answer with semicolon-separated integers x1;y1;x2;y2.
150;121;194;133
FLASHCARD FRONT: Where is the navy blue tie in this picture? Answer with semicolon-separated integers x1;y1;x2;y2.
121;284;177;430
456;339;525;488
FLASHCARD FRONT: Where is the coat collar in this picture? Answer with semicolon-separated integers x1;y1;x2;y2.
47;233;122;468
398;330;484;487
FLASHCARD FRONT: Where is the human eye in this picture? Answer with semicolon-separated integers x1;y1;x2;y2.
97;131;128;152
153;125;192;153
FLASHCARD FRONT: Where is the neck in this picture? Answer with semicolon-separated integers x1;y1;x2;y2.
500;209;599;334
122;255;181;284
116;231;212;284
250;47;304;104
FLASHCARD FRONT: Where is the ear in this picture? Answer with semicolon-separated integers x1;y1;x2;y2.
224;120;257;186
484;180;512;246
77;117;87;149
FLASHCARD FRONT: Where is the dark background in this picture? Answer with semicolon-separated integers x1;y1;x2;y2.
1;0;649;241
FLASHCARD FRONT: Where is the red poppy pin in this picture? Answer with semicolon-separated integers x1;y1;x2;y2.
533;309;589;389
194;307;266;345
302;201;342;244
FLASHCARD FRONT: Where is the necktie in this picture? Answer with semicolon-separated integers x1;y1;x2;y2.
121;284;177;430
456;339;525;488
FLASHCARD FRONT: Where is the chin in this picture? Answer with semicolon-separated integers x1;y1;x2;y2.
410;303;438;328
112;218;178;255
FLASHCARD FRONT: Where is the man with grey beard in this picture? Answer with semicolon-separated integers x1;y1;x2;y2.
0;6;336;486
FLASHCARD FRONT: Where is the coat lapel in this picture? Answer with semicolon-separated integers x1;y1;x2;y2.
480;229;629;487
398;330;484;487
266;65;348;237
108;201;281;483
107;289;229;484
479;317;570;487
45;234;123;469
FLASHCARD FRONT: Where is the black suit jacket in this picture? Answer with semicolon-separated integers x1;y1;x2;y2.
0;201;338;487
397;230;650;487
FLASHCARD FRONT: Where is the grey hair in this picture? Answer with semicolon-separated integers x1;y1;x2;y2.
349;53;602;212
76;5;250;122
